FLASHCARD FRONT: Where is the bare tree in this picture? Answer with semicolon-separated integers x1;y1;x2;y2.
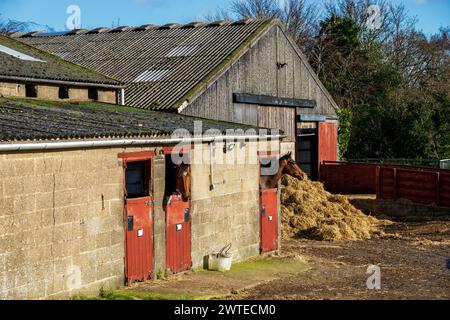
230;0;282;19
0;15;55;35
0;16;30;34
227;0;319;54
203;7;233;22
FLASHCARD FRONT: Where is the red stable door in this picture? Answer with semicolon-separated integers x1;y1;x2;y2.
259;153;279;254
164;146;192;274
166;195;192;274
120;152;155;284
260;188;279;253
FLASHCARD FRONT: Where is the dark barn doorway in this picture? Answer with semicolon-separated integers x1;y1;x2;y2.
296;122;319;180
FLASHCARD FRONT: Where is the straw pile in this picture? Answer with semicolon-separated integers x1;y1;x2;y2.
281;175;383;241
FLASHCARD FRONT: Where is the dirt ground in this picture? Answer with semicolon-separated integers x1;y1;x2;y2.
236;220;450;300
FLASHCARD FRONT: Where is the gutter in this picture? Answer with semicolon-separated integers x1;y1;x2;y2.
0;134;285;153
0;75;123;90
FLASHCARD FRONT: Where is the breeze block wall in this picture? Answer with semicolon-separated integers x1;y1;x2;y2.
189;140;280;267
0;82;117;104
0;139;281;299
97;89;118;104
0;82;25;98
0;148;127;300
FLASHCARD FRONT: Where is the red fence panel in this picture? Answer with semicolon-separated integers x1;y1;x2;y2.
320;162;377;194
377;166;450;207
320;161;450;207
441;173;450;207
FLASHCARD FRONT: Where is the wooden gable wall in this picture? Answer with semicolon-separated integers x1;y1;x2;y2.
182;25;339;142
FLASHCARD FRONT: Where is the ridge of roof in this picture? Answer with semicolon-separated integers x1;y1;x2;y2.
10;19;261;38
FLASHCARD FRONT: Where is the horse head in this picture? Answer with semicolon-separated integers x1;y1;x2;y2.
175;163;191;202
280;152;304;181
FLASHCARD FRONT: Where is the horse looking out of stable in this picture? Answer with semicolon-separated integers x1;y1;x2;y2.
174;163;191;202
260;152;304;190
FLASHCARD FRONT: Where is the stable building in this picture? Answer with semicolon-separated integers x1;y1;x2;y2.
0;34;122;104
0;97;282;299
18;18;340;180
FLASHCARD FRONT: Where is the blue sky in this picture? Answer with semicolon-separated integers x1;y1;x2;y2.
0;0;448;35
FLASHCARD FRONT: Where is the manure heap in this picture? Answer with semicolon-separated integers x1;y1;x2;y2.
281;175;385;241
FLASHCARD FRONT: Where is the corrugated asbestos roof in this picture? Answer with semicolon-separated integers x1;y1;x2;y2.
0;97;263;142
0;35;121;87
17;19;274;110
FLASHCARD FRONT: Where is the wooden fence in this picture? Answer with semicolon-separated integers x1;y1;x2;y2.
319;161;378;194
377;166;450;207
320;161;450;207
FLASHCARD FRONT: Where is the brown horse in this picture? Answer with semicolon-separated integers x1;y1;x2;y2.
260;152;304;190
174;163;191;202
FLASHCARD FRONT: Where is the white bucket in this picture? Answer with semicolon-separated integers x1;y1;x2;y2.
208;254;233;272
207;243;233;272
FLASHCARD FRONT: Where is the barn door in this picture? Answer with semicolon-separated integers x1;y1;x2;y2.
259;154;279;253
318;122;338;178
164;148;192;274
120;153;155;284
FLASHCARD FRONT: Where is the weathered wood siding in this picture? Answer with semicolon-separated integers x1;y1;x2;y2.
183;25;338;142
258;106;296;141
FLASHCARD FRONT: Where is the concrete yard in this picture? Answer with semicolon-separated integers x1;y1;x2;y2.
94;257;310;300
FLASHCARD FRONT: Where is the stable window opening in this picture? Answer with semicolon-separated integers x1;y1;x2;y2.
125;160;151;199
25;84;37;98
59;86;69;99
88;88;98;101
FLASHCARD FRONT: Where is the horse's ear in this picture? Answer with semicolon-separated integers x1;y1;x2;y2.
287;151;292;158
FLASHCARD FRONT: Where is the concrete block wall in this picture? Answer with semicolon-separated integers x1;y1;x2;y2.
0;82;25;98
68;88;89;101
37;85;59;101
97;90;118;104
0;139;281;299
0;148;129;299
0;81;118;104
152;155;166;277
189;141;280;267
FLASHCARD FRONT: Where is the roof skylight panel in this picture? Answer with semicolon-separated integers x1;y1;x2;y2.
166;45;198;57
134;69;170;82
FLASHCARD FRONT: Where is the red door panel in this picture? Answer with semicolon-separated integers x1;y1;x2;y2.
166;195;192;274
318;122;338;173
260;189;278;253
126;196;154;284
